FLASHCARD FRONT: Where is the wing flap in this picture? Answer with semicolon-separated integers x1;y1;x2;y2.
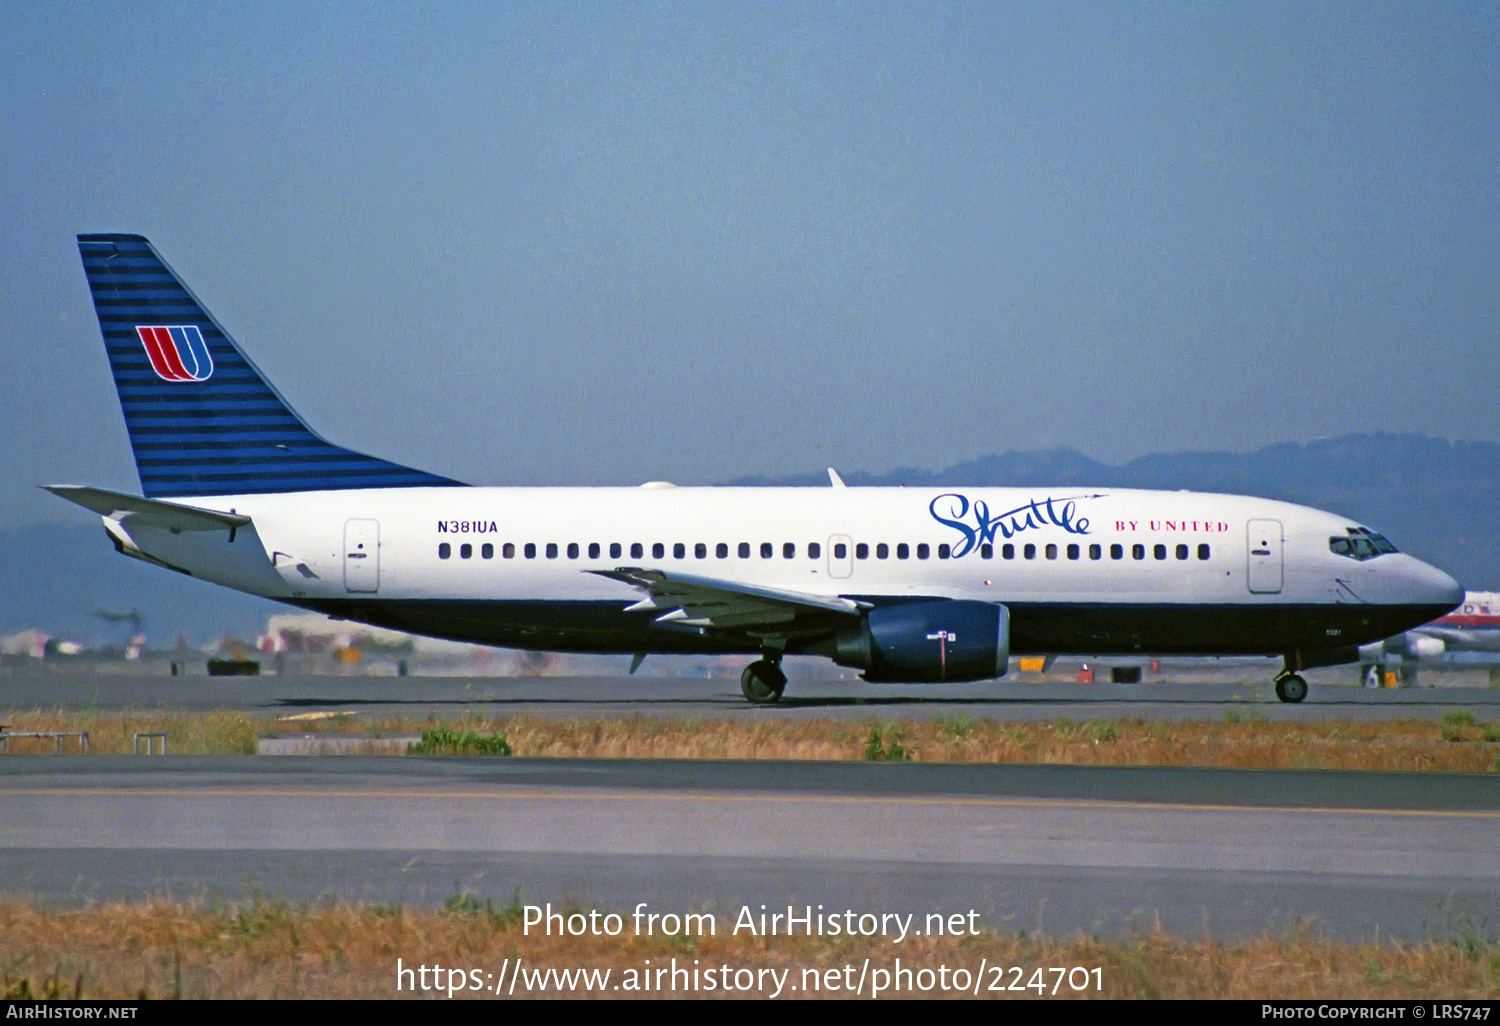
591;567;861;634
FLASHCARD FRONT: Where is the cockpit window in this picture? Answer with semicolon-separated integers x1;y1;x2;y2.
1329;527;1398;561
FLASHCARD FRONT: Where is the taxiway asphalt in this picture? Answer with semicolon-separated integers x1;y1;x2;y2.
3;670;1498;721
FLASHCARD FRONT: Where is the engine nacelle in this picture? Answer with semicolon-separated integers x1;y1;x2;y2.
1359;633;1447;662
834;600;1009;683
1406;635;1446;659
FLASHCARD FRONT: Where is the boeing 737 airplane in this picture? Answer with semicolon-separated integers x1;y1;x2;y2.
50;234;1463;703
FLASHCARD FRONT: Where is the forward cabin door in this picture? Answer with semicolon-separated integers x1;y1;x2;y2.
1246;518;1283;594
344;518;380;593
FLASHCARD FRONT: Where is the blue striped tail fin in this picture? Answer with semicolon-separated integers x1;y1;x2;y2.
77;234;463;498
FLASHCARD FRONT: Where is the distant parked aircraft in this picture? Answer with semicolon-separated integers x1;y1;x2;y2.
1363;590;1500;672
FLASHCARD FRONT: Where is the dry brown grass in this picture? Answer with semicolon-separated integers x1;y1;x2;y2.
489;714;1500;772
0;898;1495;999
0;709;261;756
2;708;1498;773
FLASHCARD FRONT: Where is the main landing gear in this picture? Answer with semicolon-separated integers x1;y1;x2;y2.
1273;670;1308;704
740;657;787;705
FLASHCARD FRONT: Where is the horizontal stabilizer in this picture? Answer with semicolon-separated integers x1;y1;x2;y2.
43;485;251;532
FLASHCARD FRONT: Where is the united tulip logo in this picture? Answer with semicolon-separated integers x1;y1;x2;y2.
136;325;214;381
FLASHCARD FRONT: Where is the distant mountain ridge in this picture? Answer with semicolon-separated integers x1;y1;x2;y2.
2;433;1493;641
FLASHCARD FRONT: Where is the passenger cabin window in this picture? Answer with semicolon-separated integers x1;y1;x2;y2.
695;543;707;559
482;543;493;559
979;543;993;559
877;543;889;559
1067;543;1079;560
1154;544;1166;560
1002;544;1014;560
855;543;868;559
610;542;621;558
1045;543;1057;560
916;543;930;560
588;542;600;559
546;543;558;559
503;543;515;559
761;543;774;559
1023;543;1035;560
567;542;579;559
738;542;751;558
439;543;451;559
1089;544;1101;560
674;543;686;559
897;543;909;559
808;542;821;559
460;543;472;559
937;543;950;559
1198;544;1211;560
525;543;537;559
631;543;643;558
1176;544;1189;560
1132;544;1145;560
1110;544;1123;560
783;543;796;559
653;543;665;559
834;543;848;559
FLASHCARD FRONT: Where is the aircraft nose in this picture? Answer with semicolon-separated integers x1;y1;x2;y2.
1409;557;1463;611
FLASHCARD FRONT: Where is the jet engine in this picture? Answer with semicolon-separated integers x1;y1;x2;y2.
1406;635;1447;659
1359;633;1446;662
833;600;1009;683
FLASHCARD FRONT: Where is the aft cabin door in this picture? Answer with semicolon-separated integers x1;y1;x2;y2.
343;519;380;593
1246;518;1282;594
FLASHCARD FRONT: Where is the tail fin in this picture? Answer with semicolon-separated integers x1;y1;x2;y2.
77;233;463;498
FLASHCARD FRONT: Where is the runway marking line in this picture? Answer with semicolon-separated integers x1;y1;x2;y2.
2;786;1498;820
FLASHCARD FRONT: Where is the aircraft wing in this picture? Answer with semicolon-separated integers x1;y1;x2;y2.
590;567;864;632
43;485;251;532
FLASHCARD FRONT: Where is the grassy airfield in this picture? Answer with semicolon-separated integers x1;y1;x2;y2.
1;898;1496;999
2;707;1496;999
0;707;1497;772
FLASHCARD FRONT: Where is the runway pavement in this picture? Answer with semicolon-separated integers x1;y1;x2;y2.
2;669;1498;720
2;756;1497;943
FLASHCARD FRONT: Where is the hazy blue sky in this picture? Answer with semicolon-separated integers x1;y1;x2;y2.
4;1;1497;528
